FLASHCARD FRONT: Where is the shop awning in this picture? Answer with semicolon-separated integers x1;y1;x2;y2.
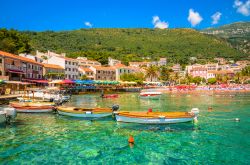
8;69;24;74
5;81;35;85
23;79;49;84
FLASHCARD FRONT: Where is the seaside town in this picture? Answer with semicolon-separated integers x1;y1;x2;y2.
0;50;249;95
1;0;250;164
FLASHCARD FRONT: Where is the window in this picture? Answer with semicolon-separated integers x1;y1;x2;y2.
98;71;100;73
68;75;71;79
69;62;71;65
0;58;2;63
65;61;67;64
69;68;71;71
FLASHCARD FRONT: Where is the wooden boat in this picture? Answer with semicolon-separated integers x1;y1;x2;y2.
102;94;119;98
57;106;114;118
9;101;54;113
115;108;199;124
140;91;162;99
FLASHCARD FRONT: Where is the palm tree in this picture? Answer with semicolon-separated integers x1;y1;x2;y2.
145;65;159;82
185;72;192;85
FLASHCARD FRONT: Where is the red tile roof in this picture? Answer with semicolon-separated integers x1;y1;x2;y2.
0;50;43;65
43;63;64;69
79;67;93;72
93;66;116;71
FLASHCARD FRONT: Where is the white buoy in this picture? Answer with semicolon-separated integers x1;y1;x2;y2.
235;118;240;122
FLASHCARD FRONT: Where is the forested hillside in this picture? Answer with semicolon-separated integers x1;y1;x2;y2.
202;22;250;54
0;27;247;65
23;28;247;64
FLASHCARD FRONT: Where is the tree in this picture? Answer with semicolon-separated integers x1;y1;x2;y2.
120;73;144;85
192;76;202;85
0;28;32;54
145;65;159;82
185;73;192;85
160;66;170;81
80;75;89;80
207;78;217;84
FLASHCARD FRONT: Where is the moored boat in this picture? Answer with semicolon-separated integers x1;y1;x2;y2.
115;108;199;124
140;91;162;99
57;105;119;118
10;101;55;113
102;94;119;98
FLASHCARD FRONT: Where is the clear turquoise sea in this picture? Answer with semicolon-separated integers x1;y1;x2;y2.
0;92;250;164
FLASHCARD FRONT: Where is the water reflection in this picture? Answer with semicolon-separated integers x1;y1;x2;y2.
115;122;200;132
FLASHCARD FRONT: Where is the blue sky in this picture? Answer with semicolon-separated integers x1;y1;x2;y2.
0;0;249;31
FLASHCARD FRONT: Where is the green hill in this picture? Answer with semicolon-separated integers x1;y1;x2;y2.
202;22;250;54
18;28;248;64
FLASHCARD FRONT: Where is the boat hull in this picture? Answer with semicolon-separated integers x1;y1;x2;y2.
115;115;194;124
57;110;112;118
102;94;118;98
140;95;161;99
15;108;53;113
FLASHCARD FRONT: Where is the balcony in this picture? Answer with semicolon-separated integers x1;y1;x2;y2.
5;64;26;72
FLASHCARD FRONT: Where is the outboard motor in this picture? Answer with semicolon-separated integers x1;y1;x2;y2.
191;108;199;122
191;108;199;116
112;104;119;112
49;98;54;102
4;107;17;123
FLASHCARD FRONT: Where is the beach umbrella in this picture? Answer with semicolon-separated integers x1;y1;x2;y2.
49;80;63;84
74;80;83;84
61;79;75;84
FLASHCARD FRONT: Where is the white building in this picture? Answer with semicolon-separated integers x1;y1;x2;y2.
108;57;121;66
78;67;95;80
47;56;79;80
114;64;139;81
77;57;101;67
158;58;167;66
19;53;43;63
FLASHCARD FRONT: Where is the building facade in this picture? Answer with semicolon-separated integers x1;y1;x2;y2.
77;57;101;68
47;56;79;80
0;50;43;81
108;57;121;66
43;63;65;80
90;66;116;81
78;67;95;80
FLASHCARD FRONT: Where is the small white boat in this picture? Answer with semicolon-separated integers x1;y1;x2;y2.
140;91;162;99
115;108;199;124
0;107;17;124
25;89;71;102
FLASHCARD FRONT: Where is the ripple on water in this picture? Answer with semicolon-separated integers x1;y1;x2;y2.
0;92;250;164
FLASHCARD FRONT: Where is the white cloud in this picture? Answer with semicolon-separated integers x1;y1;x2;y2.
211;12;222;25
84;21;93;28
187;9;203;27
152;16;169;29
234;0;250;16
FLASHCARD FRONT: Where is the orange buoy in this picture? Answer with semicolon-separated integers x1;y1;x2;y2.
208;107;213;111
148;108;152;112
128;135;134;144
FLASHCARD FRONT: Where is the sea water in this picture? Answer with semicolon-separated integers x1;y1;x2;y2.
0;93;249;164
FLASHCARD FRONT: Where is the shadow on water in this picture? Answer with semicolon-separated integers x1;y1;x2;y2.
115;122;201;132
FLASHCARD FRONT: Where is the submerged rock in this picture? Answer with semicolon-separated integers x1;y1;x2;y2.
78;149;100;159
